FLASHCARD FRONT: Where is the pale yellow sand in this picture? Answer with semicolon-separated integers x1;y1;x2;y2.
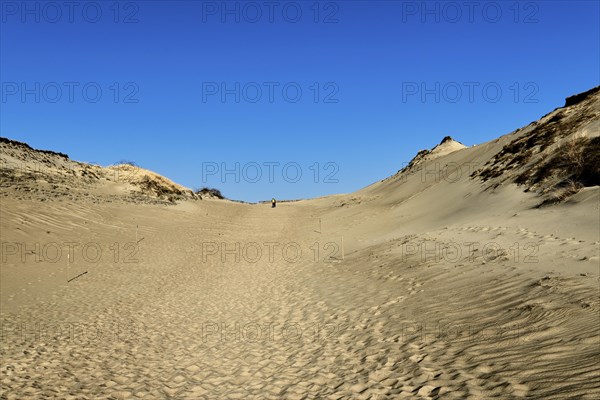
1;193;598;399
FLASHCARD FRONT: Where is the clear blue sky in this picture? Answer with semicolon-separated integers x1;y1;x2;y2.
1;1;598;202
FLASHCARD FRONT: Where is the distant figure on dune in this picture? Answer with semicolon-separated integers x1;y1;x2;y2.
271;198;276;208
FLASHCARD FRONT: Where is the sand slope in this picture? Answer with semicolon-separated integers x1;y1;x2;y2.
1;88;599;399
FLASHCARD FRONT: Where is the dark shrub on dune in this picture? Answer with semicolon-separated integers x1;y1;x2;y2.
195;187;225;199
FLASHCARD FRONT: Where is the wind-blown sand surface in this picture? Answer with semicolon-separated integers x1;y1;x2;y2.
1;88;599;398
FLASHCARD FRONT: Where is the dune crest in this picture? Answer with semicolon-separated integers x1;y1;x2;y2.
0;138;199;204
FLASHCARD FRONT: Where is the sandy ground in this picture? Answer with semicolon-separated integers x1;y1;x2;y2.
1;185;598;399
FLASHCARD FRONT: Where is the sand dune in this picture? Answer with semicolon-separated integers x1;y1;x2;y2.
1;87;599;399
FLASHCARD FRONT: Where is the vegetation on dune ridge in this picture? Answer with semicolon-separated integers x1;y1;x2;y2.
472;87;600;205
195;187;225;199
